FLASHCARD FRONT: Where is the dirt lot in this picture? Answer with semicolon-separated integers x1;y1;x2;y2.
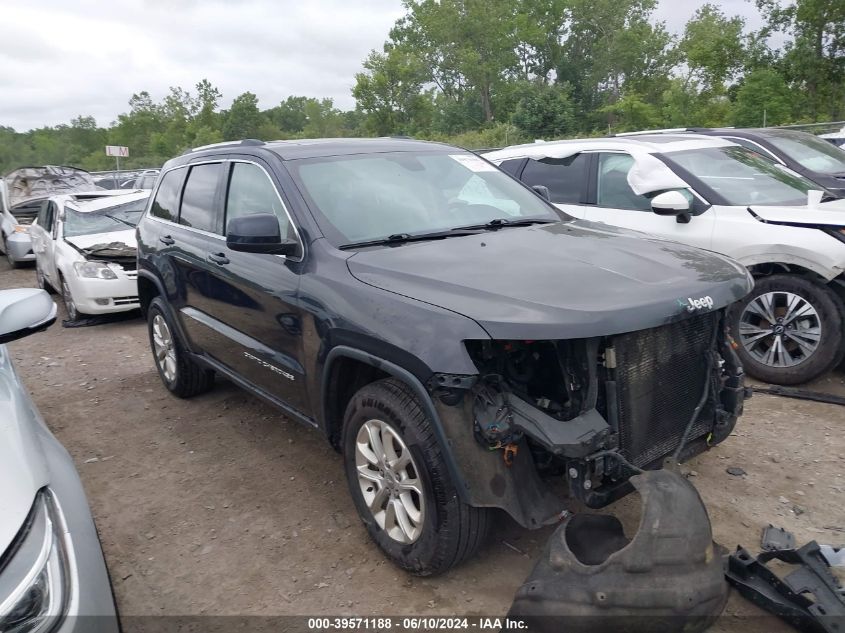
2;257;844;632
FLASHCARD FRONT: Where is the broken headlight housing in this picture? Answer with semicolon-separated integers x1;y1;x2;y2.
0;491;70;633
73;261;117;280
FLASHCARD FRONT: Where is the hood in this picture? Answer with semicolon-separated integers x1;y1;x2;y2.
4;166;99;208
65;228;137;258
347;221;752;340
749;198;845;227
0;347;48;555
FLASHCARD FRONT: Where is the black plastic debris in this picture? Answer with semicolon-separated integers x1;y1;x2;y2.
762;525;796;551
61;311;141;328
508;470;728;633
726;541;845;633
726;466;747;477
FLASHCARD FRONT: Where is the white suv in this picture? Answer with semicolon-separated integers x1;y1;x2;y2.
486;134;845;385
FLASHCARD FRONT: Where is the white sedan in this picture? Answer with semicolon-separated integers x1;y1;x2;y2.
29;191;149;320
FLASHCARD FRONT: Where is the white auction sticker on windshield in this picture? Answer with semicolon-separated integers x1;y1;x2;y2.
449;154;497;172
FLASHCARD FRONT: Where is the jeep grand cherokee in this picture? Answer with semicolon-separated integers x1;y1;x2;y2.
135;138;752;575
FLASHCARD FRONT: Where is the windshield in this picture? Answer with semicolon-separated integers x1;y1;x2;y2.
764;132;845;175
661;146;821;206
288;151;561;246
63;196;149;238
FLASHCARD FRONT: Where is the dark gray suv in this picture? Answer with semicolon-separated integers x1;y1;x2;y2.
135;137;752;574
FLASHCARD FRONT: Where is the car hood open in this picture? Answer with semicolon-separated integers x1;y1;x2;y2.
0;348;48;556
4;166;100;208
347;221;752;340
749;198;845;227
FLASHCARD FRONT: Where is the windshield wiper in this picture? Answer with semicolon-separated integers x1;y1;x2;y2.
820;191;843;203
339;228;483;250
452;217;557;231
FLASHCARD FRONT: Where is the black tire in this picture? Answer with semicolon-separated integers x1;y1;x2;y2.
342;378;489;576
729;274;845;385
147;296;214;398
59;273;83;321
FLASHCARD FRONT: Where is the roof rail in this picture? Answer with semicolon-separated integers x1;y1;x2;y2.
182;139;265;155
614;128;691;137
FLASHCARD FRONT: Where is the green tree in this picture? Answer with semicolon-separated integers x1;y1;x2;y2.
756;0;845;119
511;82;575;138
222;92;262;140
353;45;433;135
733;68;794;126
391;0;521;122
678;4;747;92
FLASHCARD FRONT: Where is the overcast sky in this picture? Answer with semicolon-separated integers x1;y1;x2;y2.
1;0;772;132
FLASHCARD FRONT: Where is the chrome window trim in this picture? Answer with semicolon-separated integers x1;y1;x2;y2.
226;158;305;262
721;136;785;165
145;158;305;261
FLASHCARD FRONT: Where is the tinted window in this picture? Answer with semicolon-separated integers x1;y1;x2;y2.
179;163;222;233
597;154;652;211
497;158;525;176
150;168;186;221
520;155;587;203
225;163;291;238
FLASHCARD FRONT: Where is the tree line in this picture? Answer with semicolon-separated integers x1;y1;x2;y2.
1;0;842;173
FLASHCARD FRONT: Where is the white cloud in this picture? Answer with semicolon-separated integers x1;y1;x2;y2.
0;0;404;131
0;0;774;132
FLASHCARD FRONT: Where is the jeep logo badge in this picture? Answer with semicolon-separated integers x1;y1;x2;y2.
679;295;714;312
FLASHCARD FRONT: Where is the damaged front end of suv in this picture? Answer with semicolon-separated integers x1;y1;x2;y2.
429;306;747;528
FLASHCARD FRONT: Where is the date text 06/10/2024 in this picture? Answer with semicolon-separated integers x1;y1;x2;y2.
307;617;528;631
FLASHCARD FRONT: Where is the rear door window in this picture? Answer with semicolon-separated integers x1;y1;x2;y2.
520;155;588;204
179;163;223;233
150;168;186;222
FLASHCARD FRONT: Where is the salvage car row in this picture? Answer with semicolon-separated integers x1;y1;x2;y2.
1;128;844;630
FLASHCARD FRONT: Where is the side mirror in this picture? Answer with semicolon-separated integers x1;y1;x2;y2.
531;185;551;201
651;190;692;223
0;289;57;345
226;213;299;256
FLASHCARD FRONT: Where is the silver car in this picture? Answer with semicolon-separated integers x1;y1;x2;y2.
0;288;119;632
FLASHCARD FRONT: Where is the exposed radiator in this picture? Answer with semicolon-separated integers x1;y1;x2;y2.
613;311;719;468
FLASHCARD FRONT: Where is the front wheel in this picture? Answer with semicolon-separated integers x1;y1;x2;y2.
730;274;844;385
147;297;214;398
342;378;489;576
60;275;82;321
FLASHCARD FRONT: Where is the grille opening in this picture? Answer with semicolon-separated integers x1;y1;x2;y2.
611;312;719;468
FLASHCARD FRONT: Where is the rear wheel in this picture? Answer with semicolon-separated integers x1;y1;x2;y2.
731;274;844;385
147;297;214;398
342;378;489;575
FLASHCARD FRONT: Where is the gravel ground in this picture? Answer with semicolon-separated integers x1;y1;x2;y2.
2;258;844;632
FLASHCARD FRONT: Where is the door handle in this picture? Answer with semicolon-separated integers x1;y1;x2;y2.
159;235;175;245
208;252;230;266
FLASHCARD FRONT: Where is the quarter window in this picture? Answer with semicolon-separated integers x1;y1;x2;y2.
597;154;652;211
225;163;291;239
150;168;186;222
520;155;587;204
179;163;223;233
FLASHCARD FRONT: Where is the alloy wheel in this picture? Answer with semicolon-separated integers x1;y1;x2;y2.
355;419;425;544
738;290;822;368
151;314;177;383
